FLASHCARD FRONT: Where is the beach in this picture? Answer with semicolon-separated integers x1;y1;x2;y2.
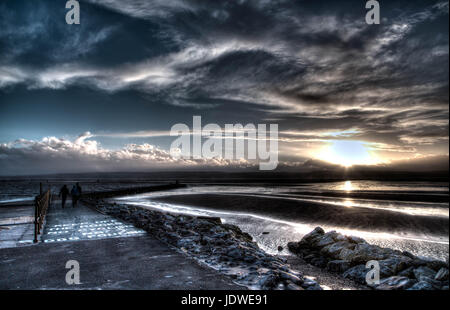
112;181;449;262
1;179;448;290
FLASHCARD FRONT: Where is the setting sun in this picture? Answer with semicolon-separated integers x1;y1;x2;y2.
315;140;381;167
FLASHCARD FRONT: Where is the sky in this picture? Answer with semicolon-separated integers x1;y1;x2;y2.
0;0;448;175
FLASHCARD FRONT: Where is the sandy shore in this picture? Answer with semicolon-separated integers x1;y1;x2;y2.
153;193;448;236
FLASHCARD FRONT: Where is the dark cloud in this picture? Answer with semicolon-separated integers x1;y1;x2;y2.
0;0;448;174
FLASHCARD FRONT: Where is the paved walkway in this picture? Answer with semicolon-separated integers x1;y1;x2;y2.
0;201;35;248
42;200;146;243
0;235;242;289
0;198;243;289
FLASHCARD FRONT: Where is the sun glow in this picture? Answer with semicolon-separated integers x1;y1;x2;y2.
314;140;381;167
343;181;354;192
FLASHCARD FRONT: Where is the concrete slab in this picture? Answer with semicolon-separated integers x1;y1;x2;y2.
42;201;146;243
0;202;36;248
0;235;243;290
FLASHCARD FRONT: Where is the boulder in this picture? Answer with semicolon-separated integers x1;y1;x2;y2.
398;266;415;278
303;253;317;262
413;266;437;281
299;227;325;247
343;264;368;284
316;233;337;248
338;248;355;261
277;271;303;284
327;260;351;273
287;242;301;254
349;243;389;263
435;267;449;281
335;233;348;242
347;235;366;244
320;241;355;259
197;216;222;225
226;247;244;259
310;256;329;268
420;276;444;289
374;276;416;290
426;260;448;272
260;274;278;289
301;278;322;290
407;281;435;290
286;283;304;290
378;257;411;276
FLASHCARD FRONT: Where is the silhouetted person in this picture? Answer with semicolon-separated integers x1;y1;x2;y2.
76;183;82;196
71;185;80;208
59;185;69;209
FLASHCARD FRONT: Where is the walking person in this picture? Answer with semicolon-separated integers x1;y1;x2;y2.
71;185;79;208
76;182;82;197
59;185;69;209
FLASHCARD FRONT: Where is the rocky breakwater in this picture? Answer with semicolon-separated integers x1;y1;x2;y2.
288;227;449;290
82;198;322;290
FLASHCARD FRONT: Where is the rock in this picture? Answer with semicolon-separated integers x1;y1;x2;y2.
222;224;253;242
398;266;415;278
243;255;257;263
413;266;437;281
338;248;355;261
348;235;366;244
287;242;301;254
320;241;354;259
299;227;325;247
378;257;410;276
343;265;368;284
302;278;322;290
197;216;222;225
426;260;448;272
278;271;302;284
315;231;340;247
303;253;316;261
277;246;283;252
309;256;329;268
260;274;278;289
327;260;351;273
335;233;348;242
435;267;449;281
375;276;416;290
286;283;304;290
407;281;435;290
226;247;244;259
349;243;389;263
420;276;444;289
410;258;428;268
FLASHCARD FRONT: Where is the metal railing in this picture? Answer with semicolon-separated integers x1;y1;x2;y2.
34;187;51;243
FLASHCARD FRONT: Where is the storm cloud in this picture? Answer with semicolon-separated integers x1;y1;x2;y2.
0;0;448;174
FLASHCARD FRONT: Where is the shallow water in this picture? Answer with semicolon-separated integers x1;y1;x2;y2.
0;181;160;204
115;181;449;261
1;180;448;261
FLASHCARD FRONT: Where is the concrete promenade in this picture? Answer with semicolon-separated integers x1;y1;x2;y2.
0;198;242;289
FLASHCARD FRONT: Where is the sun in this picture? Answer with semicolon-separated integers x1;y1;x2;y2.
314;140;380;167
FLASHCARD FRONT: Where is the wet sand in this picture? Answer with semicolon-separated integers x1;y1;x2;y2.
154;193;449;236
285;190;449;203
